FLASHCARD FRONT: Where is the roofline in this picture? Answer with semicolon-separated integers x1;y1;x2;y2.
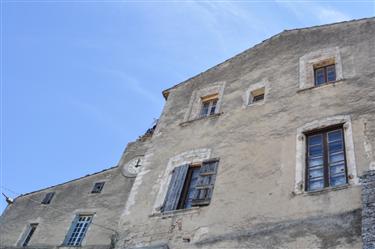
161;16;374;99
14;165;119;199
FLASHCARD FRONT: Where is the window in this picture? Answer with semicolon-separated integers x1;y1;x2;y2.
314;64;336;86
91;182;105;193
200;94;218;118
162;159;219;212
21;223;38;247
41;192;55;204
64;215;93;246
305;126;347;191
250;87;265;104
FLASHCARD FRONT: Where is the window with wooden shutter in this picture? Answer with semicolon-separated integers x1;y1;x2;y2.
162;165;189;212
191;159;219;206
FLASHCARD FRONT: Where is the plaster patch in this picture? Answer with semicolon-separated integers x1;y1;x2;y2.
122;169;150;217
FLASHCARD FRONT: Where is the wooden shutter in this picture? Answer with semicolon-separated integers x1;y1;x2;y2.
162;165;189;212
192;159;219;206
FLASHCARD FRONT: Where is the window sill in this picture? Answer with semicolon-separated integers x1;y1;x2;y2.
301;184;352;197
179;112;222;127
149;207;200;219
297;79;345;93
246;100;265;108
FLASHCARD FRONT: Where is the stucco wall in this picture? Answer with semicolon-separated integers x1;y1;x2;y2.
117;18;375;249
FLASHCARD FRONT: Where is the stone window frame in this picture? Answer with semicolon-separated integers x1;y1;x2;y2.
294;115;358;195
243;82;268;107
17;223;38;247
152;148;212;215
299;47;343;91
183;82;225;122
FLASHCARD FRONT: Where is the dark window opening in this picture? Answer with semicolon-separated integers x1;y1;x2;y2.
252;93;264;102
314;64;336;86
305;126;347;191
91;182;105;193
22;223;38;247
41;192;55;204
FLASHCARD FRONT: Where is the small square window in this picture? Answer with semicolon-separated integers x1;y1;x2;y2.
41;192;55;204
314;60;336;86
91;182;105;193
250;87;265;104
200;94;219;118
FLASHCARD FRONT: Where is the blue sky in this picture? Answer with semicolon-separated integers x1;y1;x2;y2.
1;0;374;212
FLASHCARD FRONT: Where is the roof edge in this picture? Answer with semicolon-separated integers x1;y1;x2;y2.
13;165;119;200
161;16;374;95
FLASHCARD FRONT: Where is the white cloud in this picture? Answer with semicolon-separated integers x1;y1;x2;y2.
317;8;351;24
275;0;352;25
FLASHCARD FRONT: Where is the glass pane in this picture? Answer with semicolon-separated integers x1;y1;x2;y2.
329;140;343;153
309;145;323;156
308;156;323;167
330;175;347;187
200;103;209;117
209;100;217;115
330;163;345;176
308;134;322;146
329;152;344;163
326;65;336;82
315;68;325;85
308;179;324;191
328;129;342;142
308;168;324;178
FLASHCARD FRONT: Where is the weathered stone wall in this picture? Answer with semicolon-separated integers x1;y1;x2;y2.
0;137;151;249
362;170;375;249
117;18;375;249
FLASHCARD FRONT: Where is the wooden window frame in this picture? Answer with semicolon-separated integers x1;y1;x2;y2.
314;64;336;86
177;164;200;210
200;94;219;118
250;87;265;104
304;124;348;191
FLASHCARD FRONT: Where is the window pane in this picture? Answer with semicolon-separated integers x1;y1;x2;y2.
209;100;217;115
330;175;347;187
308;179;324;191
200;102;209;117
315;68;325;85
309;145;323;156
183;168;201;208
308;168;324;178
329;152;344;163
329;140;343;153
328;130;342;142
308;156;323;167
308;134;323;146
329;162;346;176
326;65;336;82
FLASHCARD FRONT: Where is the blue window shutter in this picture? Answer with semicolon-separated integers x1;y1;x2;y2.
162;165;189;212
192;160;219;206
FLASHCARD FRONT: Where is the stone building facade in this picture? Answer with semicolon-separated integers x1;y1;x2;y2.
1;18;375;249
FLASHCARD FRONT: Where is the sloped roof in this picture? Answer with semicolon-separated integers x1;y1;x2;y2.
162;17;374;99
